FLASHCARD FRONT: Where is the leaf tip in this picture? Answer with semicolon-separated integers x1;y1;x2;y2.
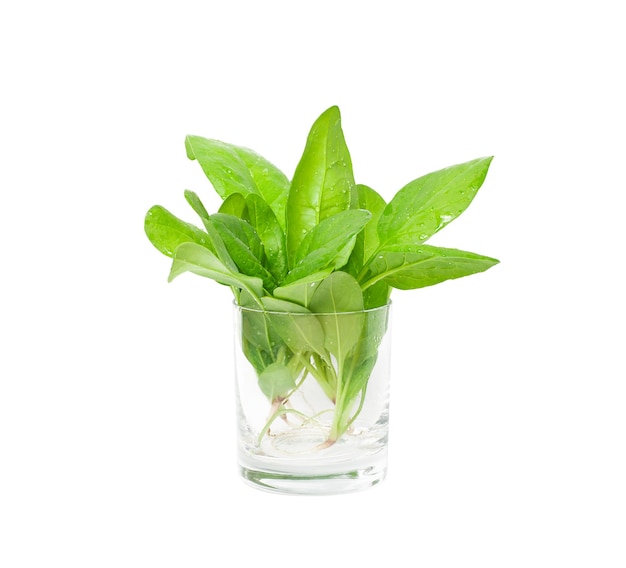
184;135;196;160
144;205;161;232
481;155;494;169
319;105;341;123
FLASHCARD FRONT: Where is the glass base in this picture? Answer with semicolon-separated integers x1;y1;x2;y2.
238;451;387;495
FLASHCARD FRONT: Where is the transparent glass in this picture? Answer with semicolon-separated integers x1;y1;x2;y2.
233;303;392;495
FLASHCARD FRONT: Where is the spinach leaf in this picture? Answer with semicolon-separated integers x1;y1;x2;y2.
209;213;276;291
238;291;283;367
341;355;377;410
183;190;211;229
240;295;279;373
241;309;277;354
168;242;264;299
359;244;499;291
309;271;364;363
185;135;290;228
332;302;390;438
346;184;387;276
285;106;356;265
181;191;243;273
218;193;248;218
282;209;371;285
260;297;327;358
245;194;288;282
354;302;389;361
272;271;330;308
144;205;212;258
258;362;297;402
377;157;493;248
241;337;274;375
363;281;392;309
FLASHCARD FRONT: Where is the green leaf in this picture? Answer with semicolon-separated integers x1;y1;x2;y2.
203;219;240;274
218;193;248;218
359;244;499;290
283;209;371;285
241;337;274;375
308;271;364;314
342;355;377;408
261;296;319;316
168;242;264;298
238;292;283;356
144;205;212;258
185;135;289;228
363;281;392;309
258;362;297;401
286;106;356;265
339;303;390;417
182;191;241;273
355;303;390;361
245;194;288;282
260;297;327;357
184;190;211;229
241;313;276;354
309;272;364;362
273;271;331;308
377;157;493;247
345;184;387;276
209;213;276;291
235;146;290;230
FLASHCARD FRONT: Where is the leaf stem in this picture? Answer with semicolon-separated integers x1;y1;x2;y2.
294;353;322;383
312;353;337;402
356;246;382;287
345;383;368;431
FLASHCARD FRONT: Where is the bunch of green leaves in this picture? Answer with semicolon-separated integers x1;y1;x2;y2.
144;106;499;444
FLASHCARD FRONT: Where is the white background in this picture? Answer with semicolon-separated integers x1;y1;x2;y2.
1;1;624;566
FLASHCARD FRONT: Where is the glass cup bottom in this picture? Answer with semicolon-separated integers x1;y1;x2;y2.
238;434;388;495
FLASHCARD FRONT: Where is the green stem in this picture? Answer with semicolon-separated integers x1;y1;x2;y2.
345;384;368;431
356;246;382;286
359;272;389;292
277;345;286;365
311;353;337;402
334;360;344;412
294;353;323;383
288;368;309;397
329;359;355;443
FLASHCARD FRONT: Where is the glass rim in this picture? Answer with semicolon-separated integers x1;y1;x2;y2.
234;300;392;317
